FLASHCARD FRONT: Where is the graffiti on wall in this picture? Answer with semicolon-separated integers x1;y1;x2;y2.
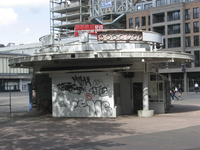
57;76;109;98
53;92;112;117
53;76;113;117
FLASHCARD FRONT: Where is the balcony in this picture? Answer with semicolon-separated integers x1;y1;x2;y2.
51;1;89;12
53;19;81;27
153;13;165;24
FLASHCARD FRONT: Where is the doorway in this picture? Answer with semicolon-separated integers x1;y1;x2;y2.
133;83;143;114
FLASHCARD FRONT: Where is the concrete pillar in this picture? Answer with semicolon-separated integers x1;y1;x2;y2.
184;72;187;92
168;73;171;84
143;73;149;111
138;73;154;117
19;79;22;92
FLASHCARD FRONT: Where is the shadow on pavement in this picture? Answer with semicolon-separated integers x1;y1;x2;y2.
168;104;200;113
0;115;137;150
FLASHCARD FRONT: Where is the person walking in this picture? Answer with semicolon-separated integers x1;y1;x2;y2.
171;84;179;101
194;82;199;93
178;84;183;100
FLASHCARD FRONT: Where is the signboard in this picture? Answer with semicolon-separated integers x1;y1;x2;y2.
97;31;143;41
74;24;104;36
102;1;112;9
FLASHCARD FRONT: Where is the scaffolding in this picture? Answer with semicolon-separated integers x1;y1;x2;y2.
49;0;140;34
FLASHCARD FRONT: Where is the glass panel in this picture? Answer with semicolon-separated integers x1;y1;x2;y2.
157;75;163;81
185;23;190;33
144;3;152;10
153;13;165;23
187;72;200;92
194;35;199;46
158;82;163;102
149;82;158;101
171;73;184;89
185;37;191;47
135;17;140;27
129;18;133;28
150;75;156;81
168;10;180;21
148;16;150;25
194;50;200;67
168;24;180;34
193;22;199;33
157;0;165;6
193;8;199;19
168;37;181;48
142;16;146;26
185;9;190;20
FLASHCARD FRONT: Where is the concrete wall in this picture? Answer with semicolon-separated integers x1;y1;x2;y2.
51;72;115;117
113;73;123;116
121;77;132;114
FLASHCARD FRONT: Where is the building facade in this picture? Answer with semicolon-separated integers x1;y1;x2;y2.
0;52;31;92
126;0;200;92
0;43;43;92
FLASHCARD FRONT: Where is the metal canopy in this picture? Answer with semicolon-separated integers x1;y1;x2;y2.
8;51;195;73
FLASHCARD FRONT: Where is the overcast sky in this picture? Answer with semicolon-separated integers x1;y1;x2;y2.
0;0;50;46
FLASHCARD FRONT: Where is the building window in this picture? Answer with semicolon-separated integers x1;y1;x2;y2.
156;0;165;6
185;9;190;20
185;37;191;47
193;8;199;19
154;26;165;35
194;22;199;33
144;3;152;10
153;13;165;23
168;37;181;48
129;18;133;28
163;39;165;48
168;24;180;35
142;16;146;26
185;23;190;33
171;0;180;4
137;5;141;11
194;50;200;67
194;35;199;46
135;17;140;27
148;16;150;25
168;10;180;21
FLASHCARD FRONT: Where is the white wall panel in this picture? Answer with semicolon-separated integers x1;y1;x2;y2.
0;58;3;73
17;68;21;73
3;58;8;73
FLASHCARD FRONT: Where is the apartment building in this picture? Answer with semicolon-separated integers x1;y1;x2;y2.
127;0;200;92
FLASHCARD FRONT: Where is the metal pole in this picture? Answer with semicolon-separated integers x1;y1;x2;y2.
9;86;11;115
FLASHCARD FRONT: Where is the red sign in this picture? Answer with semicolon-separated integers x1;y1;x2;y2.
74;24;104;36
86;93;92;100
